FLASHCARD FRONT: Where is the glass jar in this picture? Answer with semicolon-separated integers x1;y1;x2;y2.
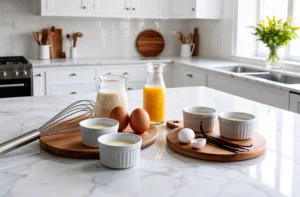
95;75;128;118
143;63;166;125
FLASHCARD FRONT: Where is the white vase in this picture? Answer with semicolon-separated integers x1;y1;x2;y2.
70;47;78;59
38;45;50;60
180;43;195;58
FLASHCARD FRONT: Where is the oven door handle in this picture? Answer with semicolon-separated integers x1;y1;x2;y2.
0;84;25;88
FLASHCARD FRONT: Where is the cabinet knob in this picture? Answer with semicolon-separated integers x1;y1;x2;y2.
35;74;42;77
70;73;77;77
82;6;86;9
123;72;129;75
106;72;112;75
132;8;136;11
127;88;134;90
187;74;193;78
70;92;79;94
192;8;195;11
125;7;130;10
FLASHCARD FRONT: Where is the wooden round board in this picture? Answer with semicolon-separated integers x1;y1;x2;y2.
136;30;165;57
40;126;158;159
166;120;267;162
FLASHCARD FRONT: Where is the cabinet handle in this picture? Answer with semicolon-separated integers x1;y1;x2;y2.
70;73;77;77
132;8;135;11
82;6;86;9
70;92;79;94
187;74;193;78
35;74;41;77
125;7;129;10
123;72;129;75
192;8;195;11
127;88;134;90
106;72;112;75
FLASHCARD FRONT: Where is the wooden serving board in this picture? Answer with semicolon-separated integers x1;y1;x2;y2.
40;126;158;159
136;30;165;57
42;26;63;59
166;120;267;162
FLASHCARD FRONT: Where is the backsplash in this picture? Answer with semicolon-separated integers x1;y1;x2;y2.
0;0;188;58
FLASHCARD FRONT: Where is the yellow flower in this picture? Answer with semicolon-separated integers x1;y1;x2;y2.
287;17;293;21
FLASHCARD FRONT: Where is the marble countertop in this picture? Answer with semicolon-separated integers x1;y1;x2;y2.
1;87;300;197
29;56;300;94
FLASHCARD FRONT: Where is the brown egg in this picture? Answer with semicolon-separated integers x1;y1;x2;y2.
130;108;150;134
109;106;130;132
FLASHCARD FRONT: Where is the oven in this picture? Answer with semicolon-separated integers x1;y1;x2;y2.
0;78;32;98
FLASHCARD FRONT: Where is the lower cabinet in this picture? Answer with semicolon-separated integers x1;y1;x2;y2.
33;71;46;96
172;66;206;87
50;84;97;95
289;93;300;114
207;72;290;110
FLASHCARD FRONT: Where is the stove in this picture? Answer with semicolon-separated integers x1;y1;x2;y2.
0;56;32;98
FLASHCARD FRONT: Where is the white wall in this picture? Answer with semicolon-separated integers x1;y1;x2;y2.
0;0;189;58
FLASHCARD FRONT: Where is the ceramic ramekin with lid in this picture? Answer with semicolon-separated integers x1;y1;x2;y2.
218;112;256;140
183;106;217;133
98;133;142;169
80;118;119;148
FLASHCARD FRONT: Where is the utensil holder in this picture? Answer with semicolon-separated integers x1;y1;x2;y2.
38;45;50;60
180;43;195;58
70;47;77;59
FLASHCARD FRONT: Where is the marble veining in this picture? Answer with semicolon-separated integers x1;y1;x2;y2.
1;87;300;197
30;56;300;94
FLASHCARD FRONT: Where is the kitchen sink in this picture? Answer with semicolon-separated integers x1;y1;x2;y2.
246;73;300;84
217;66;266;73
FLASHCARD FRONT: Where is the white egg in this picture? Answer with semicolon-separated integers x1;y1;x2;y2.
191;138;207;149
178;128;195;143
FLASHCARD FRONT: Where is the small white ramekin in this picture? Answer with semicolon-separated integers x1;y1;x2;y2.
218;112;256;140
183;106;217;133
98;133;142;169
80;118;119;148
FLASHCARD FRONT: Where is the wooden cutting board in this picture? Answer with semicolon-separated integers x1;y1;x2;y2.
136;30;165;57
166;120;267;162
42;26;63;59
40;125;158;159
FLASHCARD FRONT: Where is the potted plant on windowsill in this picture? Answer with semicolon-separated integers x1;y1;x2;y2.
250;16;300;69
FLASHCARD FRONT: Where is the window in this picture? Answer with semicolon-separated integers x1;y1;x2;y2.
257;0;300;61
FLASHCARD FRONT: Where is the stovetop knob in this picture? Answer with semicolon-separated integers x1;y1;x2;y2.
13;70;19;77
0;71;7;77
20;70;27;76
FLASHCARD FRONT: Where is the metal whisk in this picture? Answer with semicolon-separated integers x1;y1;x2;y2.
0;100;96;156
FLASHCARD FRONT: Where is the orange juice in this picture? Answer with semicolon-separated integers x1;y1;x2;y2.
143;85;166;124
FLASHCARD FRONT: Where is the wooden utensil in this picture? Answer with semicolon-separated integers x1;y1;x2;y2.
166;120;267;162
192;28;199;56
136;30;165;57
37;32;43;45
176;32;184;44
186;33;193;44
40;125;158;159
178;32;185;44
66;34;72;47
45;32;54;45
73;33;77;47
42;26;63;58
33;32;42;45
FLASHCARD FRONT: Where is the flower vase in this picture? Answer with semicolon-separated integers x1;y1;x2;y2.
266;47;281;69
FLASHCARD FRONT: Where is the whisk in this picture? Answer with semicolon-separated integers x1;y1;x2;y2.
0;100;96;156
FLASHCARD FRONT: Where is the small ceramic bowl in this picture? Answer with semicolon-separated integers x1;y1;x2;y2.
183;106;217;133
218;112;256;140
80;118;119;148
98;133;142;169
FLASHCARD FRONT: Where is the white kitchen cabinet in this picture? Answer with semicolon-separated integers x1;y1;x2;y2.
33;71;46;96
93;0;129;17
169;0;221;19
130;0;163;17
172;66;206;87
289;93;300;114
163;66;173;88
51;84;97;95
41;0;90;16
207;72;290;110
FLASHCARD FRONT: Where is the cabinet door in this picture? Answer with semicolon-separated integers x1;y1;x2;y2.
33;72;46;96
182;69;206;87
42;0;89;16
94;0;129;16
289;93;300;114
130;0;163;16
163;66;173;88
171;0;196;17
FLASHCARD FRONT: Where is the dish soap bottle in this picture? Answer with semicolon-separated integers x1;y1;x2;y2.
143;63;166;125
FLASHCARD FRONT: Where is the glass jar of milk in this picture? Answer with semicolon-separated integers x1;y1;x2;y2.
95;75;128;118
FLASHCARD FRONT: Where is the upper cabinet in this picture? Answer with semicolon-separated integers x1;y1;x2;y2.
40;0;220;19
41;0;91;16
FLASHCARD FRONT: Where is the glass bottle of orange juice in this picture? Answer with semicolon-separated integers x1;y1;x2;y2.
143;63;166;125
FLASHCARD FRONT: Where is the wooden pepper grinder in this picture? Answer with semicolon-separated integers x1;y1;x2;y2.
192;28;199;56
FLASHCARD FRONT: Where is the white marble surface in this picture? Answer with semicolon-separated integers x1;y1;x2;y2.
29;56;300;94
1;87;300;197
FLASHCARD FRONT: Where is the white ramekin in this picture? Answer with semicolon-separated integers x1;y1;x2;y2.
98;133;142;169
80;118;119;148
218;112;256;140
183;106;217;133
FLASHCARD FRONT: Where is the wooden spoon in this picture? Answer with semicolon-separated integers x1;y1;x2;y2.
33;32;41;45
66;34;72;47
177;32;185;44
45;32;54;45
176;32;183;44
73;33;78;48
37;32;43;45
186;33;193;44
77;32;83;38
